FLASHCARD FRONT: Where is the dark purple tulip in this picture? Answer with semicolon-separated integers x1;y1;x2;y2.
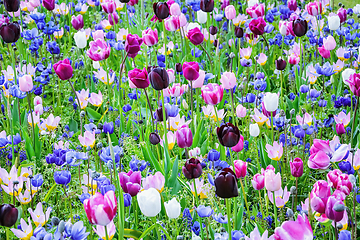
249;17;266;35
234;26;244;38
214;168;239;198
292;19;308;37
4;0;20;12
149;67;169;90
209;26;218;35
0;204;18;227
290;157;304;178
120;0;130;3
42;0;55;11
155;106;168;122
149;132;161;145
182;158;202;179
153;2;170;20
0;22;20;43
175;63;182;73
183;62;200;81
275;58;287;71
217;123;240;147
200;0;214;12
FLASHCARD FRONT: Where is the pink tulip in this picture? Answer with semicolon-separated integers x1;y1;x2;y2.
337;8;347;23
274;214;313;240
53;59;73;80
119;170;141;196
308;150;331;170
287;0;297;11
169;2;181;16
164;83;186;97
34;96;42;106
201;83;223;105
334;111;350;127
336;123;346;135
19;75;33;92
87;39;111;61
264;170;281;192
220;71;236;90
310;180;331;214
125;34;143;58
327;169;342;188
233;160;247;178
325;196;344;222
88;91;103;107
142;28;158;47
108;12;119;26
179;13;187;27
176;125;193;148
78;130;96;148
84;191;117;226
142;172;165;192
318;45;330;59
306;1;322;16
236;104;246;118
127;0;138;6
288;54;300;65
336;174;353;195
231;135;244;152
346;73;360;97
268;186;291;208
34;104;43;115
224;5;236;20
93;30;105;41
71;15;84;30
246;3;264;18
101;0;116;13
290;157;303;178
252;173;265;190
183;62;200;81
323;35;336;51
164;16;180;32
192;70;205;88
265;141;283;161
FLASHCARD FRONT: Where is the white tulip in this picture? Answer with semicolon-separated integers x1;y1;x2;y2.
328;15;340;31
93;61;100;69
248;0;259;7
137;188;161;217
164;198;181;219
249;123;260;137
182;99;189;110
353;4;360;14
74;31;87;49
342;69;356;85
263;92;279;112
197;10;207;24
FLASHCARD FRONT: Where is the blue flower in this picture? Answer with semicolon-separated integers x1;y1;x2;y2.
54;170;71;185
31;174;44;188
103;122;114;134
99;178;116;195
124;193;132;207
99;145;123;166
31;226;52;240
213;213;228;224
232;230;245;240
66;151;88;167
9;85;26;99
129;156;148;172
196;205;213;218
165;103;179;118
78;193;90;204
338;230;351;240
314;62;335;76
208;149;220;161
64;221;89;240
191;221;200;236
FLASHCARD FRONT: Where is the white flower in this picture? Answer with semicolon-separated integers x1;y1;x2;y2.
197;10;207;24
263;92;279;112
249;123;260;137
328;15;340;31
137;188;161;217
342;68;356;85
164;198;181;219
74;30;87;49
353;4;360;14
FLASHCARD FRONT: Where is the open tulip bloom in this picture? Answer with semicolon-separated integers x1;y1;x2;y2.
2;1;360;239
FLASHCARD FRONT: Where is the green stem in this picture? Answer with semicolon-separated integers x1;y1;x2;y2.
273;191;278;228
105;225;110;240
26;94;35;148
226;198;232;238
193;178;204;239
239;178;251;220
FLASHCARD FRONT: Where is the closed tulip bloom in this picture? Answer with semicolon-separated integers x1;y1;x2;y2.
275;58;287;70
192;70;205;88
182;158;202;179
101;0;116;13
4;0;20;12
89;91;103;107
308;150;331;170
287;0;297;11
19;75;33;92
252;173;265;190
310;180;331;213
176;125;193;148
292;19;307;37
346;73;360;97
323;35;336;51
214;168;238;198
183;62;200;81
0;22;20;43
264;170;281;192
87;39;111;61
142;171;165;192
149;67;169;90
234;26;244;38
337;8;347;23
170;3;181;16
42;0;55;11
234;160;247;178
0;204;18;227
197;10;208;24
328;15;340;31
137;188;161;217
84;191;117;226
200;0;214;12
103;122;114;134
224;5;236;20
125;34;143;58
263;92;279;112
290;157;303;177
217;122;240;147
201;83;223;105
336;123;346;135
153;2;170;20
336;174;353;195
149;132;161;145
142;28;158;46
327;169;342;188
119;170;141;196
220;71;236;90
164;198;181;219
249;123;260;137
128;68;149;89
306;1;322;16
71;15;84;30
54;170;71;185
187;27;204;45
236;104;246;118
74;30;87;49
249;17;266;35
274;214;313;240
318;45;330;59
231;135;244;152
325;196;344;222
246;3;265;18
108;12;119;26
53;59;73;80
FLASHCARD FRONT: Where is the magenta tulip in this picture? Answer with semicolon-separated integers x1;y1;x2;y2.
87;39;111;61
336;174;353;195
176;125;193;149
325;196;344;222
101;0;116;13
201;83;223;105
84;191;117;226
306;1;322;16
327;169;342;188
142;28;158;46
183;62;200;81
310;180;331;214
128;68;149;89
246;3;264;18
187;27;204;45
251;173;265;190
53;59;73;80
125;34;143;58
289;157;303;178
336;123;346;135
249;17;266;35
119;170;141;197
108;12;119;26
287;0;297;11
233;160;247;178
346;73;360;97
71;15;84;30
337;8;347;23
274;214;313;240
19;75;33;92
231;135;244;152
318;45;330;59
42;0;55;11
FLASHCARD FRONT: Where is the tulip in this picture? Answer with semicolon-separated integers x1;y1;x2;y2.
336;174;353;195
153;2;170;20
187;27;204;45
263;92;279;112
0;204;18;227
264;170;281;192
231;135;244;152
275;58;287;70
19;75;33;92
310;180;331;213
93;221;116;240
84;191;117;226
214;168;238;198
142;172;165;192
318;45;330;59
217;122;240;147
306;1;322;16
201;83;223;105
234;27;244;39
220;72;236;90
336;123;346;135
101;0;116;13
164;198;181;219
197;10;207;24
249;17;266;35
74;30;87;49
246;3;265;18
89;91;103;107
236;104;246;118
0;22;20;43
328;15;340;31
71;15;84;30
265;141;283;161
252;173;265;190
290;157;304;178
342;68;356;84
149;132;161;145
327;169;342;188
224;5;236;20
125;34;143;58
169;3;181;16
346;73;360;97
176;125;193;148
233;160;247;178
196;205;213;217
209;26;218;35
42;0;55;11
274;214;313;239
4;0;20;12
155;106;168;122
249;123;260;137
142;28;158;46
183;62;200;81
87;39;111;61
287;0;297;11
108;12;119;26
137;188;161;217
337;8;347;23
292;19;307;37
323;35;336;51
325;196;344;222
128;68;149;89
54;170;71;185
182;158;202;179
149;67;169;90
192;70;205;88
200;0;214;12
28;202;52;227
119;170;141;196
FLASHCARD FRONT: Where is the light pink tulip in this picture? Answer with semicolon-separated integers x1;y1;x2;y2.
33;96;42;106
231;135;244;152
220;71;236;90
170;3;181;16
236;104;246;118
89;91;103;107
19;75;33;92
233;160;247;178
142;28;158;46
274;214;313;240
164;83;186;97
164;16;180;32
251;173;265;190
225;5;236;20
264;170;281;192
323;35;336;51
265;141;283;161
84;191;117;226
142;172;165;192
78;130;96;148
34;104;43;115
192;70;205;88
246;3;265;18
179;13;187;27
268;186;291;208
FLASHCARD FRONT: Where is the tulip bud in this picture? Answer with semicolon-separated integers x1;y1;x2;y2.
51;217;60;226
155;106;168;122
58;220;65;233
275;58;287;70
71;15;84;31
182;99;189;110
336;123;346;135
4;0;20;12
175;63;182;72
234;160;247;178
217;122;240;147
43;0;55;11
214;168;239;198
0;204;18;227
153;2;170;20
325;196;344;222
183;62;200;81
149;67;170;90
176;125;193;148
209;26;218;35
182;158;202;179
187;27;204;45
249;123;260;137
200;0;214;12
149;132;161;145
19;75;33;92
234;26;244;38
0;22;20;43
164;198;181;219
290;157;304;178
103;122;114;134
292;19;308;37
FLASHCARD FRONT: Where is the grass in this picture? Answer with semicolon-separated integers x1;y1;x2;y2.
334;0;356;8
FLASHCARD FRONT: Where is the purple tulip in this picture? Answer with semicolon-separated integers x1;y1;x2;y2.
125;34;143;58
42;0;55;11
119;170;141;197
71;15;84;30
290;157;304;178
187;27;204;45
176;125;193;149
325;196;345;222
183;62;200;81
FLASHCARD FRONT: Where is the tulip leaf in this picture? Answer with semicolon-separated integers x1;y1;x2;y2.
123;228;147;239
20;126;35;161
69;118;78;133
43;183;57;202
34;124;41;160
86;108;102;121
193;118;203;147
168;156;180;194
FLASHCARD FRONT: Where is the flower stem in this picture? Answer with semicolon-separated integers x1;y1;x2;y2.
273;191;278;228
193;178;204;239
226;198;232;238
105;225;110;240
239;178;251;220
68;79;83;136
26;94;35;148
350;96;359;150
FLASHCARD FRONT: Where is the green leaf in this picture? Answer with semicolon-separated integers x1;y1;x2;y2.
123;229;146;239
192;118;203;147
21;127;35;160
43;184;57;202
168;156;180;194
86;108;102;121
69;118;79;133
